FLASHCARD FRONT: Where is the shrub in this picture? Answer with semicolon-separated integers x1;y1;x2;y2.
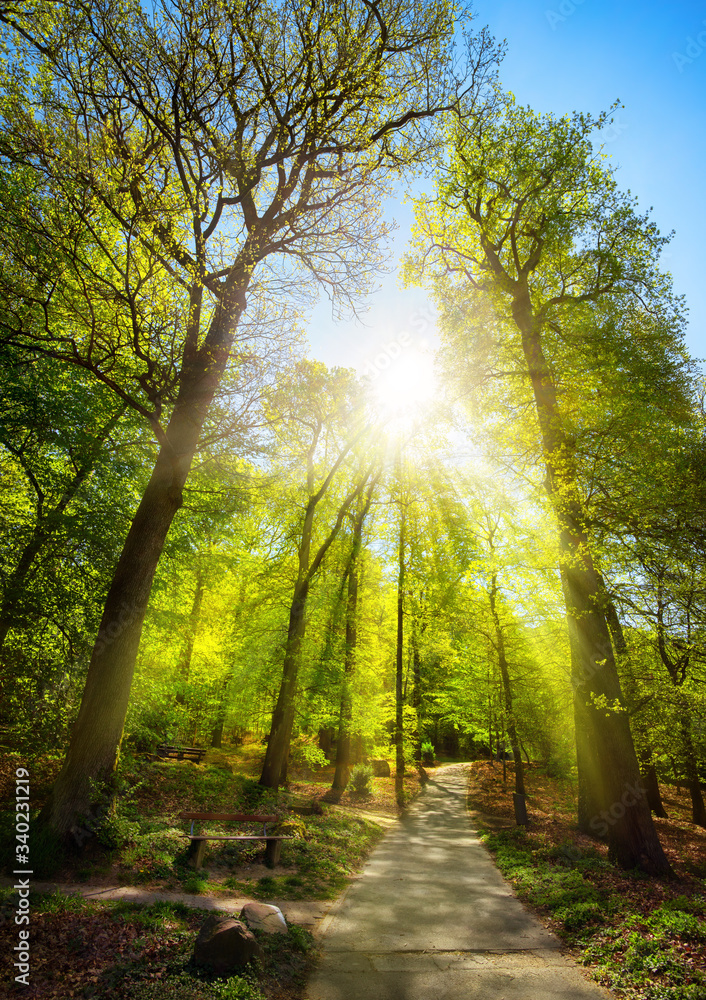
211;979;266;1000
97;810;141;849
274;816;308;839
555;901;605;932
349;764;373;796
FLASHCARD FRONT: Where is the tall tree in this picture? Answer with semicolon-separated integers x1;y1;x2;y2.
329;478;378;799
260;363;375;787
406;95;687;872
394;474;407;807
0;0;492;833
481;516;527;822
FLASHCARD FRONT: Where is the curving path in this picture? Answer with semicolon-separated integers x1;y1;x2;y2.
307;763;612;1000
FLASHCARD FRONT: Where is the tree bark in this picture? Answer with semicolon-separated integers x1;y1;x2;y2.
514;288;671;874
487;573;526;811
638;749;668;819
395;497;406;808
678;710;706;828
259;580;309;788
411;623;422;764
602;588;669;820
329;569;358;798
330;488;374;798
40;292;247;837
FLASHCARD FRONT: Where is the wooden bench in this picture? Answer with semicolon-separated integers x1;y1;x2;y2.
154;744;207;764
179;811;290;869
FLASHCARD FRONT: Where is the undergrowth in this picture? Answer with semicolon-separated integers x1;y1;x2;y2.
481;826;706;1000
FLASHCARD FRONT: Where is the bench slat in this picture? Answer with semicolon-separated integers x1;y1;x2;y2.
158;746;204;752
179;812;279;822
184;835;290;842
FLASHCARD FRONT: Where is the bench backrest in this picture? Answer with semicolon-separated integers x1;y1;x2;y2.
179;812;279;823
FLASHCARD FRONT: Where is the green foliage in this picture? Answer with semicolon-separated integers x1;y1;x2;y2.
209;978;266;1000
349;764;374;796
24;816;66;879
287;924;315;953
274;816;308;839
482;828;609;936
97;811;141;850
108;899;194;929
28;889;91;914
180;872;210;895
289;734;329;771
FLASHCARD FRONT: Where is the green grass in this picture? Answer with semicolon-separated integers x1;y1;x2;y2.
481;827;706;1000
82;756;387;898
222;811;385;900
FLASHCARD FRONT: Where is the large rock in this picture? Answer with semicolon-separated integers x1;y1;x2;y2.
241;902;288;935
193;915;261;974
371;759;390;777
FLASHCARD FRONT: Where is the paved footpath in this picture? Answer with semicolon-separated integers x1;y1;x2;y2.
307;763;613;1000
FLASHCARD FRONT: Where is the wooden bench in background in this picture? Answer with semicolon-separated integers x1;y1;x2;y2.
154;744;207;764
179;811;290;869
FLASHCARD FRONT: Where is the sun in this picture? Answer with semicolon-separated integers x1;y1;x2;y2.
366;346;438;424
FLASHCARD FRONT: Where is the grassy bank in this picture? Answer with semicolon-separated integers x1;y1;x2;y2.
0;745;419;897
468;761;706;1000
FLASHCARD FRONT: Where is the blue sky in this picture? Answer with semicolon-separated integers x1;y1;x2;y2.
306;0;706;372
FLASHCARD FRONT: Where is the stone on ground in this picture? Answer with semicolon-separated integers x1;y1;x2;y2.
241;901;288;934
193;914;261;974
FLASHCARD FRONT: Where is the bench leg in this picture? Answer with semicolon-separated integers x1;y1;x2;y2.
188;838;207;869
264;839;282;868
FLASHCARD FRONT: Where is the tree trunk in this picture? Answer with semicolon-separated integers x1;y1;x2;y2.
259;580;309;788
411;623;422;764
639;751;668;819
39;293;247;838
603;590;668;820
331;499;370;798
175;567;206;705
487;573;526;815
515;290;671;874
395;498;406;808
678;711;706;827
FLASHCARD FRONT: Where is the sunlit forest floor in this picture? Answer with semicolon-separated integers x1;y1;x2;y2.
4;753;705;998
468;760;706;1000
0;745;423;898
